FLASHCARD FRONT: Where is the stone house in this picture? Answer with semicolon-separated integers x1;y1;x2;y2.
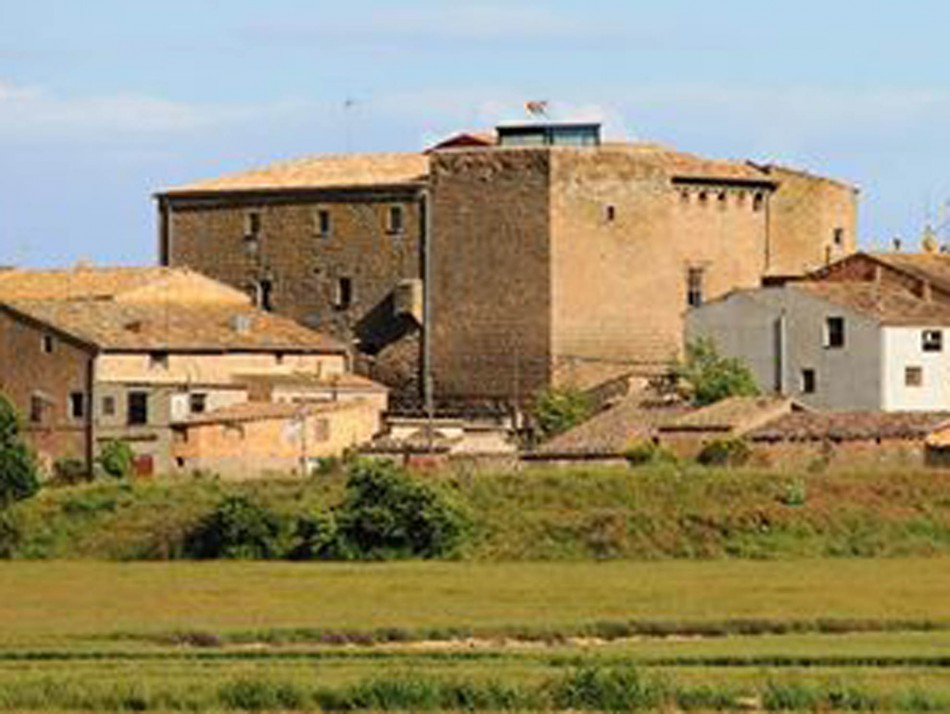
157;122;857;408
687;265;950;411
0;266;386;476
171;398;383;478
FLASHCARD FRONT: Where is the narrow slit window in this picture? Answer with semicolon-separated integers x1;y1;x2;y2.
800;369;816;394
334;277;353;310
686;267;704;308
315;209;331;238
387;205;404;234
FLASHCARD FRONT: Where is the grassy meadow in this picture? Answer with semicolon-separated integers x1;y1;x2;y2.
2;558;950;710
5;464;950;709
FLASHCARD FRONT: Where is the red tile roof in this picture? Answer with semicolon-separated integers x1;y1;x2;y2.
5;300;346;353
161;153;428;195
793;281;950;326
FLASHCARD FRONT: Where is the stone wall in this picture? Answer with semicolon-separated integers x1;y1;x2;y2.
550;147;771;385
429;149;553;403
164;189;424;402
765;166;858;276
0;307;94;471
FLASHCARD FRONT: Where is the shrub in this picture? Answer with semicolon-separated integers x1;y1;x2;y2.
0;392;39;508
0;510;21;558
334;459;471;559
287;511;340;560
52;457;91;485
184;495;294;559
779;478;808;507
623;440;676;467
552;666;668;711
98;440;134;479
672;338;759;406
697;438;752;467
533;386;594;438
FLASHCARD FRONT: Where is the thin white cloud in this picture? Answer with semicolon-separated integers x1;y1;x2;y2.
244;3;637;49
0;80;309;141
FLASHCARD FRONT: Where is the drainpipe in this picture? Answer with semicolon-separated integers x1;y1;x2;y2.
777;310;787;395
85;352;96;476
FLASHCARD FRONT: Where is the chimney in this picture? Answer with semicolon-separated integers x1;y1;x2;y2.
921;280;932;302
231;314;253;334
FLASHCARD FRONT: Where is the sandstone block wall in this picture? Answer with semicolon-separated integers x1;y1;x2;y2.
164;189;424;401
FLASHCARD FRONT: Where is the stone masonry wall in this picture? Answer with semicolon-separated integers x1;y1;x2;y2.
0;308;93;471
429;149;552;403
765;166;858;276
164;189;424;402
549;147;771;385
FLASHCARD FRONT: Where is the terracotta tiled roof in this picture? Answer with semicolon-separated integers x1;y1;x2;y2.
535;391;688;456
793;281;950;326
871;253;950;295
749;411;950;442
0;266;249;305
161;153;429;195
5;300;345;353
179;398;367;426
660;396;795;434
0;266;174;301
237;371;386;391
427;132;496;152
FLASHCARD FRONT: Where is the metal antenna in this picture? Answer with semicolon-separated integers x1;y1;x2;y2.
343;98;357;152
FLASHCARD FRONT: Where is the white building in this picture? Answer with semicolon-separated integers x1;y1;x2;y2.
687;280;950;411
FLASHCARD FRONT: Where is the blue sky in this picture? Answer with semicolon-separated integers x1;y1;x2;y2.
2;0;949;266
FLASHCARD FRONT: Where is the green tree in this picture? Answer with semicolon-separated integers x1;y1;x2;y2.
335;460;470;559
184;495;294;559
533;386;594;439
673;338;760;406
98;439;134;479
0;393;40;508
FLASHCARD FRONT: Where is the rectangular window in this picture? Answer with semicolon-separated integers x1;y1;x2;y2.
29;394;44;424
833;227;845;247
387;205;404;234
686;267;704;308
800;369;816;394
244;210;262;256
149;352;169;370
189;393;207;414
245;210;261;238
69;392;85;420
905;366;924;387
102;396;116;417
127;391;149;426
923;329;943;352
334;277;353;310
41;334;55;354
254;279;273;311
314;209;331;238
824;317;845;349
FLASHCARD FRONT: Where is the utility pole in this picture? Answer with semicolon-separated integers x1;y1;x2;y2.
421;188;435;451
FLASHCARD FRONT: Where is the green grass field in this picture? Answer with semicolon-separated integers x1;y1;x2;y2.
3;559;950;710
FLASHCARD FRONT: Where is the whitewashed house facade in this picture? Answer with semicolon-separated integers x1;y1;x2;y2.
686;281;950;411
